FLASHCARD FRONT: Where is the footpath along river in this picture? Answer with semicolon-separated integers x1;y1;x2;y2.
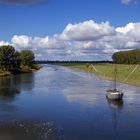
0;64;140;140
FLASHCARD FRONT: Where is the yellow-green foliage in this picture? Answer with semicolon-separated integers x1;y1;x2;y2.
20;64;42;73
31;64;43;70
20;65;32;73
0;69;10;77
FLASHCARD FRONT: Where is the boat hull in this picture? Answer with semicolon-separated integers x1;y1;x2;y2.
106;90;123;100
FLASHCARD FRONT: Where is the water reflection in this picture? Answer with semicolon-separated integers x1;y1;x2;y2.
107;98;124;131
14;73;35;91
0;76;20;99
0;73;34;99
107;99;123;109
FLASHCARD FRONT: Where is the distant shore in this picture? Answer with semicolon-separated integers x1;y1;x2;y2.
61;63;140;87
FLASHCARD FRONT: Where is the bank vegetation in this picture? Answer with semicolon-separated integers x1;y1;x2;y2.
0;45;41;77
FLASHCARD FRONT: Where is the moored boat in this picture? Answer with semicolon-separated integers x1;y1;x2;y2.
106;89;123;100
106;64;123;100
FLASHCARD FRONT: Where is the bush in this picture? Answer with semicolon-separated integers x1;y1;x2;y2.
20;50;35;67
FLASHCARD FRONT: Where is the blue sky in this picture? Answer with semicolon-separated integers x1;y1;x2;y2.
1;0;140;41
0;0;140;60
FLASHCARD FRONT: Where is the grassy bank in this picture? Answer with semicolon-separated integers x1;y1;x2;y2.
61;63;140;87
0;64;42;77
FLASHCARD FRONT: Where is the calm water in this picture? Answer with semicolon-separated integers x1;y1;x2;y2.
0;65;140;140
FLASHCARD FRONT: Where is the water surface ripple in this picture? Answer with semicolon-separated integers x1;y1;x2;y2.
0;65;140;140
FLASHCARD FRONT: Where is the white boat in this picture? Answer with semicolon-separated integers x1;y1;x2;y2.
106;89;123;100
106;64;123;100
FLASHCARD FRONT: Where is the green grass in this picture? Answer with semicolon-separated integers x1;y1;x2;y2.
62;63;140;87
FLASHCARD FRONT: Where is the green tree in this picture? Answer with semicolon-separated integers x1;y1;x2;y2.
13;51;21;71
112;49;140;64
20;50;35;67
0;45;20;71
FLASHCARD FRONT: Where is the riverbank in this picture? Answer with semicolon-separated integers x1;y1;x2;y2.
0;64;42;77
61;64;140;87
20;64;42;73
0;70;10;77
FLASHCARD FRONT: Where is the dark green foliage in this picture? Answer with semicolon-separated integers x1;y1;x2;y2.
0;45;20;71
112;49;140;64
13;51;21;71
20;50;35;67
0;45;35;71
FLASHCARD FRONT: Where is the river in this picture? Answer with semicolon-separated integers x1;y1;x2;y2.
0;65;140;140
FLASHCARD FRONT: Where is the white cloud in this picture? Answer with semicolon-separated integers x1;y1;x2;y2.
0;41;10;46
121;0;137;5
58;20;115;41
116;23;134;34
1;20;140;60
12;35;32;48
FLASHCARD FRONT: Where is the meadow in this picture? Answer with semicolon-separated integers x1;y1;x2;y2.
62;63;140;87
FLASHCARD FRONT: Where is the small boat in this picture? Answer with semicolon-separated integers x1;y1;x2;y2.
106;89;123;100
106;64;123;100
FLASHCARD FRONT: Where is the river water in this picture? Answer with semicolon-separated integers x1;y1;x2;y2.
0;65;140;140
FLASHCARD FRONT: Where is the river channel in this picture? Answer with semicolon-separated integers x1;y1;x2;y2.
0;65;140;140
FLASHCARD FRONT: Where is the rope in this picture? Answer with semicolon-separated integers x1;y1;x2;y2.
90;64;98;72
123;64;139;82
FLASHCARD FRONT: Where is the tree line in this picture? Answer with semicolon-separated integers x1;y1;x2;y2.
0;45;35;71
35;60;112;64
112;49;140;64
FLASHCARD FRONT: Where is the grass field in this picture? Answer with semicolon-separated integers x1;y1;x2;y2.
62;63;140;87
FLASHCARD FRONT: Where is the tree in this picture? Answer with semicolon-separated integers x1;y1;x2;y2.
0;45;20;71
13;51;21;71
112;49;140;64
20;50;35;67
